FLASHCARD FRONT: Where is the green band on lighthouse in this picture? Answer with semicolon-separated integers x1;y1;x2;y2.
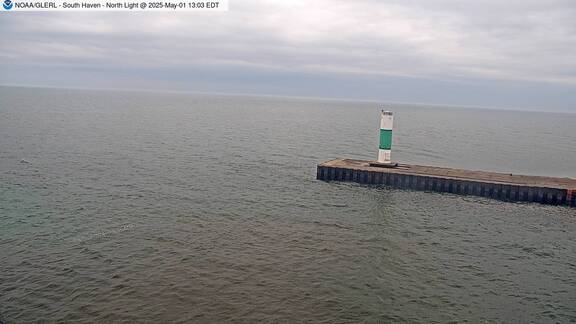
379;129;392;150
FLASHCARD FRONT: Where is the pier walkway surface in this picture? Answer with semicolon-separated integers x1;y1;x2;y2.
317;159;576;207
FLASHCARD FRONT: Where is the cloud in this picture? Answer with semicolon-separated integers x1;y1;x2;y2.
1;0;576;105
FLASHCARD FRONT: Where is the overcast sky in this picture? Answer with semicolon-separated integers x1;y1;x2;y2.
1;0;576;111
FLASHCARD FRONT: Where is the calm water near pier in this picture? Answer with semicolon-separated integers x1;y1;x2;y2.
1;86;575;323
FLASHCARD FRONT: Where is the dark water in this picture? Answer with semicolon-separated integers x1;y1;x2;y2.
1;86;575;323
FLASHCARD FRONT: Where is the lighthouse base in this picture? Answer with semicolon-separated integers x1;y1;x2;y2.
369;161;399;168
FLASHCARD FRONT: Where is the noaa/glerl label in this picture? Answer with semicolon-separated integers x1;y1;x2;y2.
1;0;228;11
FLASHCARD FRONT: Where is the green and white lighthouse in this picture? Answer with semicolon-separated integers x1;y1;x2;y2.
378;110;394;164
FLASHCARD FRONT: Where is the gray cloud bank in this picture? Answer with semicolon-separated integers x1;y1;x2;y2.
1;0;576;111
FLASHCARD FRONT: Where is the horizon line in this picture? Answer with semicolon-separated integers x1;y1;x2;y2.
1;83;573;115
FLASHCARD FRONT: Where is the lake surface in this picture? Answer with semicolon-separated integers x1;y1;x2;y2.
1;86;575;323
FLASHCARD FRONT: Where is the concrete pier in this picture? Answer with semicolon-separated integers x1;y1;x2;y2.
317;159;576;207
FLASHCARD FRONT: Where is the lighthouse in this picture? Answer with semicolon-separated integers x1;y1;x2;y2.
377;110;393;164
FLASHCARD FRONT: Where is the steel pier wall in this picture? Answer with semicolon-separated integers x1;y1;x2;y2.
317;165;574;207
